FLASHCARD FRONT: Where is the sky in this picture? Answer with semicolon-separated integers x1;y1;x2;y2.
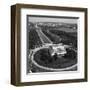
28;15;79;24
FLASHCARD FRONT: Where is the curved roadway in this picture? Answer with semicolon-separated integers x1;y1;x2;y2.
29;25;77;72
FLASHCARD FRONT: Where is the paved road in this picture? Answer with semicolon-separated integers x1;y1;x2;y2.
35;27;52;44
28;25;77;72
30;47;77;71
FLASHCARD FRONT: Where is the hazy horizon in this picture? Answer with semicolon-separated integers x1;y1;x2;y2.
28;16;79;24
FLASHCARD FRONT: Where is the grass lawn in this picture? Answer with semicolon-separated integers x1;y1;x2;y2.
34;48;77;69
